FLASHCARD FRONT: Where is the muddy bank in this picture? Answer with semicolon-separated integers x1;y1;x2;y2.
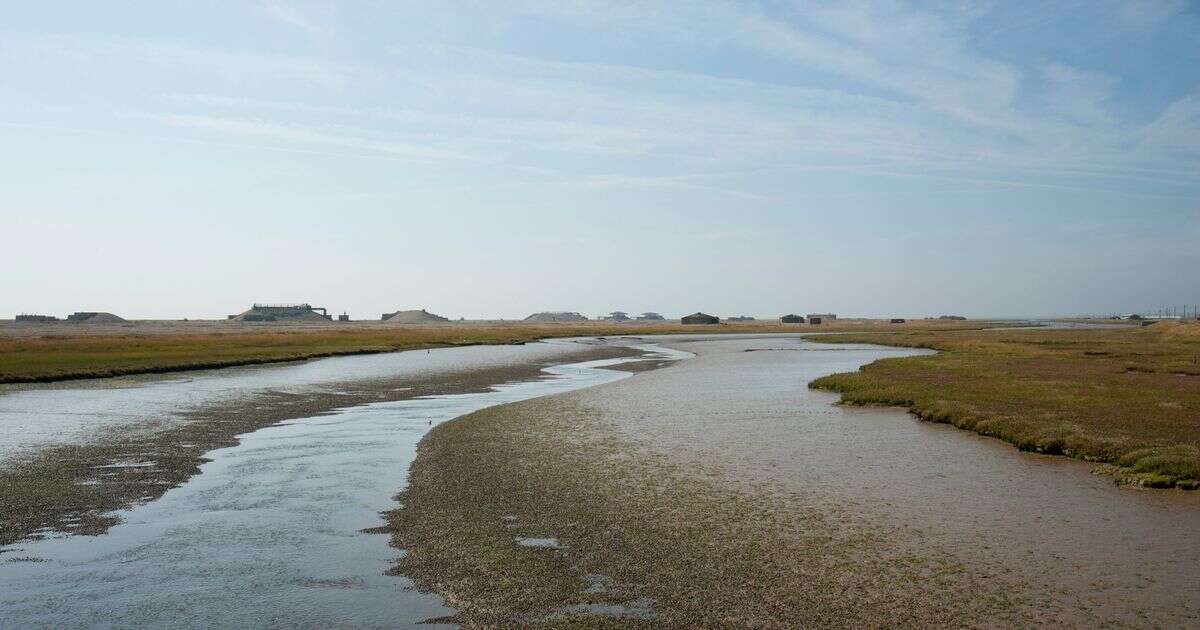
388;334;1200;627
0;343;642;547
387;393;1026;627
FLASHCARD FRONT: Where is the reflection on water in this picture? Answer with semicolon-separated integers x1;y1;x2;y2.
0;340;626;463
0;344;690;629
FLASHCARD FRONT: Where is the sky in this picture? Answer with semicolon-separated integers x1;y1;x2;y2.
2;1;1198;320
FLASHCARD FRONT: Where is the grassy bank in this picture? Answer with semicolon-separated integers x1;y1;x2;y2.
807;322;1200;489
386;392;1030;627
0;319;1000;384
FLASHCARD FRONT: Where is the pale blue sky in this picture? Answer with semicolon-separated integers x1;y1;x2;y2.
2;1;1198;320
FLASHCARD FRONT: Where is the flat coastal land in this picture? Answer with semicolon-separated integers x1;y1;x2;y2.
809;321;1200;488
389;334;1200;627
0;318;1003;384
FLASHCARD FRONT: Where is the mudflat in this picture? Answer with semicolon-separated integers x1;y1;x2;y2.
390;334;1200;627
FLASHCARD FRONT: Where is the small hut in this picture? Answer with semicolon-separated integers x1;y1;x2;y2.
681;312;719;325
637;312;665;321
890;318;906;324
780;314;804;324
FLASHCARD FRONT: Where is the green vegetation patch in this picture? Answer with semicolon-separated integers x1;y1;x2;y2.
807;322;1200;489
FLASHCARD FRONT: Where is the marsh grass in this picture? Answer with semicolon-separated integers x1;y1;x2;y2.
808;322;1200;488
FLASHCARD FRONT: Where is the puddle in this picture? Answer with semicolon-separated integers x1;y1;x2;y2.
0;342;690;628
582;573;612;593
91;459;156;469
515;537;565;550
555;597;657;620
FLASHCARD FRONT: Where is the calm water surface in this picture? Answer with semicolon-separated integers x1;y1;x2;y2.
0;343;690;629
0;340;626;463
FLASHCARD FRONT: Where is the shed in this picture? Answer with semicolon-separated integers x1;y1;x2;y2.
890;318;906;324
681;312;719;325
780;314;805;324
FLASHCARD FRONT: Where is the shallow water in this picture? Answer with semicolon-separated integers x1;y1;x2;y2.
0;343;691;629
576;334;1200;625
0;339;622;463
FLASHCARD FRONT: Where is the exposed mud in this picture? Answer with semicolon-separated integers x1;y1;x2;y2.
389;334;1200;627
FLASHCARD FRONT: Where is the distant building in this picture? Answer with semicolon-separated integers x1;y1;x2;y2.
780;314;804;324
727;316;756;322
806;313;836;322
681;312;720;325
338;313;350;322
809;317;824;325
604;311;631;322
637;312;665;321
15;314;58;322
890;318;906;324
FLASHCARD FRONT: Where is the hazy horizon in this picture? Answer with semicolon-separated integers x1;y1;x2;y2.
3;2;1198;321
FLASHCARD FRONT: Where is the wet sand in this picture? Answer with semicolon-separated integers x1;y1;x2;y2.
392;334;1200;626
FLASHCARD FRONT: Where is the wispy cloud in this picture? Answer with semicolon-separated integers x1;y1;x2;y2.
160;114;493;163
260;1;332;37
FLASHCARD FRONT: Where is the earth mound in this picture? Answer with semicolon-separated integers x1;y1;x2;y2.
383;309;451;324
67;312;126;323
524;312;588;323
